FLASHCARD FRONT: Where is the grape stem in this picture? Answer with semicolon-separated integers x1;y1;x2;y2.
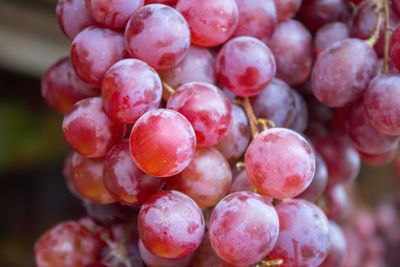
383;0;390;72
162;82;176;101
365;0;384;47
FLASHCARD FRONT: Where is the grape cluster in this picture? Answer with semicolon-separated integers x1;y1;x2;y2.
37;0;400;266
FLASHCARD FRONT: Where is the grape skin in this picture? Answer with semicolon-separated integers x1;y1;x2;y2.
314;22;350;56
320;221;347;267
274;0;302;22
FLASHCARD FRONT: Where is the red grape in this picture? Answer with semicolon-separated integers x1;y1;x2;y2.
268;199;330;267
166;82;232;147
176;0;239;47
63;153;81;198
390;26;400;71
342;226;364;267
104;140;165;205
267;19;313;86
288;89;308;132
158;45;216;89
166;147;232;208
312;38;378;107
364;73;400;135
395;0;400;17
124;4;190;70
188;232;227;267
358;148;397;166
216;36;276;97
232;0;277;42
208;192;279;265
62;97;126;158
129;109;196;177
229;171;273;203
214;104;250;163
71;26;128;87
320;221;347;267
85;0;144;29
138;190;205;259
71;153;115;204
56;0;96;39
325;184;348;221
274;0;302;22
35;221;103;267
101;59;162;124
314;22;350;56
245;128;315;199
145;0;177;5
314;136;360;184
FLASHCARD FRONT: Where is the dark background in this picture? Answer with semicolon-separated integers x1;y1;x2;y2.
0;0;396;266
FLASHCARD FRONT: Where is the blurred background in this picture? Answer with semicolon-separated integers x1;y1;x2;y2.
0;0;397;266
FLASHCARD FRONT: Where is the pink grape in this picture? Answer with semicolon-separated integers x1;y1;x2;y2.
267;19;313;86
347;100;399;154
101;59;162;124
189;232;227;267
312;38;377;107
232;0;277;42
145;0;177;5
56;0;96;39
229;171;274;203
364;73;400;135
138;190;205;259
245;128;315;199
85;0;144;29
208;191;279;266
166;147;232;208
314;22;350;55
103;140;165;205
325;184;348;221
268;199;330;267
124;4;190;70
274;0;302;22
166;82;232;147
216;36;276;97
320;221;347;267
62;97;126;158
314;136;360;184
71;26;128;87
358;148;397;166
214;104;250;163
63;153;81;198
158;45;216;89
129;109;196;177
250;78;296;128
176;0;239;47
288;89;308;132
390;26;400;71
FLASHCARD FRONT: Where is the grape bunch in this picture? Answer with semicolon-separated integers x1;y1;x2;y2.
36;0;400;266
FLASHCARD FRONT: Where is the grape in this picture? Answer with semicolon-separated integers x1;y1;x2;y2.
208;192;279;265
324;184;348;221
347;100;399;154
41;57;89;114
320;221;347;267
353;210;377;241
229;171;273;203
166;82;232;147
376;201;398;235
101;238;145;267
245;128;315;199
214;104;250;163
124;4;190;70
274;0;302;22
101;59;162;124
189;232;227;267
85;263;109;267
314;136;360;184
130;109;196;177
63;153;81;198
62;97;126;158
71;153;115;204
166;147;232;208
288;90;308;133
296;153;328;202
268;199;330;267
103;140;165;205
35;221;103;267
314;22;350;55
267;20;313;86
138;239;194;267
232;0;277;42
71;26;128;87
216;36;276;97
298;0;350;33
138;190;205;259
56;0;96;40
176;0;239;47
364;73;400;135
85;0;144;29
358;148;397;166
158;45;216;89
250;78;295;127
66;59;100;97
312;38;377;107
342;226;364;267
395;0;400;17
145;0;177;5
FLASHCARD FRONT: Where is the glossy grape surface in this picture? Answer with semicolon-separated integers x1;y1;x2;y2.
176;0;239;47
314;22;350;55
274;0;302;22
102;59;162;124
62;97;126;158
104;140;165;205
209;191;279;265
325;184;348;221
216;36;276;97
125;4;190;70
129;109;196;177
166;82;232;147
288;89;308;133
145;0;177;5
321;221;347;267
245;128;315;199
138;190;205;259
390;26;400;71
269;199;330;267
